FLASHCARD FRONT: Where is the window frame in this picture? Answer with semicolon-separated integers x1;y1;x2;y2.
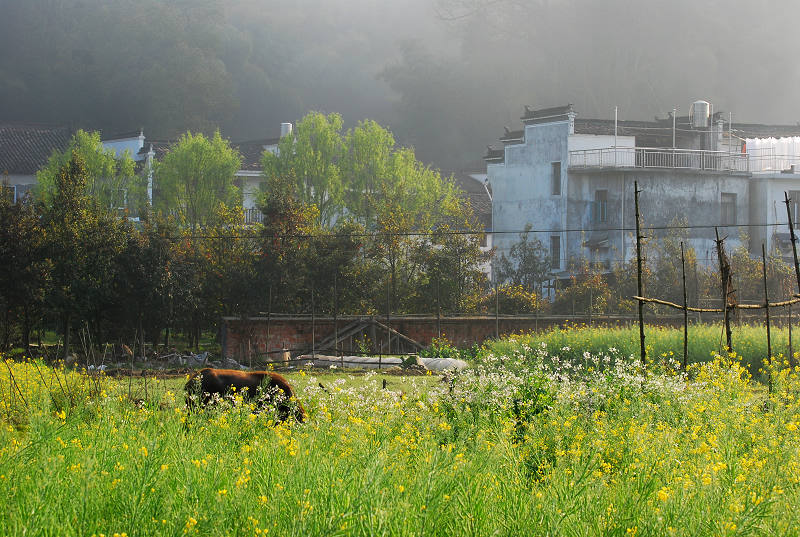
550;235;561;270
551;161;562;196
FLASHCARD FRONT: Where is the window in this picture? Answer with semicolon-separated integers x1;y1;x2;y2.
550;236;561;270
594;190;608;224
721;193;737;227
551;161;562;196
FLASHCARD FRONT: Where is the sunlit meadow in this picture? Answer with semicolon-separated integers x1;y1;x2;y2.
2;332;800;536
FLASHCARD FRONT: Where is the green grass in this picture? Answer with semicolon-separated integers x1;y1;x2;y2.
2;352;800;536
481;322;794;376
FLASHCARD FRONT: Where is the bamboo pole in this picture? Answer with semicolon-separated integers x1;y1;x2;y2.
715;227;733;352
681;242;688;370
632;296;800;311
266;285;272;359
333;273;338;356
634;181;646;362
436;274;441;340
495;279;499;339
762;244;773;394
311;284;316;359
784;192;800;294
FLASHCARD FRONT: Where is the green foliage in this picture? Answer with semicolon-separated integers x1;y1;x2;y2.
480;322;798;378
155;131;242;230
420;336;461;359
6;348;800;535
35;130;141;214
41;156;129;356
496;225;551;290
552;262;612;315
263;112;344;227
0;185;48;349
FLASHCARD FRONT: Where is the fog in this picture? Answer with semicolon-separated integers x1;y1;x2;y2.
2;0;799;169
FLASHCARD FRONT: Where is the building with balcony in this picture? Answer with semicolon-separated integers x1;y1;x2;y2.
485;103;800;282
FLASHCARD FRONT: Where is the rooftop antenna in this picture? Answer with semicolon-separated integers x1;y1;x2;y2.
672;107;677;148
614;106;618;167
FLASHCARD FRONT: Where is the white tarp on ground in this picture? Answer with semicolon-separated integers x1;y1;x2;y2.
420;358;468;371
296;355;468;371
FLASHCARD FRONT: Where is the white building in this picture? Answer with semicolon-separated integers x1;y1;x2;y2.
485;102;800;281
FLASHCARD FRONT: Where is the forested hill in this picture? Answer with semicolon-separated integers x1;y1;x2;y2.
2;0;799;169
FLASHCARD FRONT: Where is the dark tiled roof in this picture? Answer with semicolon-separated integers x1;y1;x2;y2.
102;130;142;140
500;127;524;143
484;146;505;163
137;141;172;160
521;104;574;124
731;122;800;139
233;137;280;171
448;171;492;230
0;123;72;175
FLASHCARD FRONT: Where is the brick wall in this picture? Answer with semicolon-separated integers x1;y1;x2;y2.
221;314;649;360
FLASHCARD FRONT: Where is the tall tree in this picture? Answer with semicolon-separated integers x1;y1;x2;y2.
263;112;345;227
154;131;242;231
0;186;48;349
35;130;141;213
42;156;127;358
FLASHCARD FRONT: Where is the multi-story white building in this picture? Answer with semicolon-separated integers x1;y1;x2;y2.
485;102;800;280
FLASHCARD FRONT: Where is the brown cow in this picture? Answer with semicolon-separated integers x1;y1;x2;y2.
185;368;306;423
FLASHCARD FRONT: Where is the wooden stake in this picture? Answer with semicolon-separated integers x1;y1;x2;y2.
266;285;272;358
681;242;688;370
715;227;733;352
334;272;339;355
634;181;646;363
762;243;773;394
790;303;794;367
311;284;316;359
495;279;499;339
436;274;441;339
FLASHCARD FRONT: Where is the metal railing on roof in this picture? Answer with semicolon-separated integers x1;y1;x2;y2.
568;147;749;172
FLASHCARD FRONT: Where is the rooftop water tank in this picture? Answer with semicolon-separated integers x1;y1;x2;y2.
690;100;711;128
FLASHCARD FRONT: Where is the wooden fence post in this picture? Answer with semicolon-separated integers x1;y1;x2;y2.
635;181;646;363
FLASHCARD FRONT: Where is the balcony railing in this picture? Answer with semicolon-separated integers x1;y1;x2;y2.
569;147;750;172
243;208;264;224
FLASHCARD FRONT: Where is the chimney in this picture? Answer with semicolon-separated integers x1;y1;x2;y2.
280;122;293;138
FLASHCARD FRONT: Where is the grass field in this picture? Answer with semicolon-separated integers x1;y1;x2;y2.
2;330;800;536
483;322;796;378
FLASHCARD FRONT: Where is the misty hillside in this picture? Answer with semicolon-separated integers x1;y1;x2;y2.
2;0;799;169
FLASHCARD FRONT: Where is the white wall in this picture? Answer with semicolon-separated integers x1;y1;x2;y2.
102;134;145;161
